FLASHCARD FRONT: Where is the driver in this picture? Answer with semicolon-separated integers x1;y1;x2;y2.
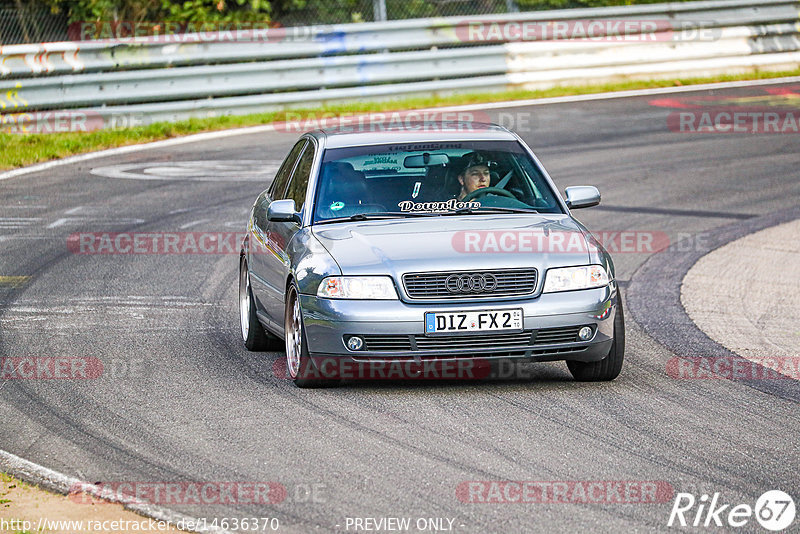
455;152;492;200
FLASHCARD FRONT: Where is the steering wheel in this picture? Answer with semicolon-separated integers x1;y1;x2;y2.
460;186;516;203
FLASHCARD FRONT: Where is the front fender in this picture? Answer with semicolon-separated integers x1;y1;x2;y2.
288;229;342;296
240;207;257;261
573;220;616;281
240;232;249;261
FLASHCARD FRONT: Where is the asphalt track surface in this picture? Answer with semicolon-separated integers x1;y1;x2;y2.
1;81;799;533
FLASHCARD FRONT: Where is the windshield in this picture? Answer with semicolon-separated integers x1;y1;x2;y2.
312;140;563;223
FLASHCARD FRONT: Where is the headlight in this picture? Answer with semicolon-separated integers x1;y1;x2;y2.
543;265;610;293
317;276;399;299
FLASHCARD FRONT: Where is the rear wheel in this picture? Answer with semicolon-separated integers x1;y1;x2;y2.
567;295;625;381
239;259;281;351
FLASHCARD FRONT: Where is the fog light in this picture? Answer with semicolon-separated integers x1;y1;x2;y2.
578;327;593;341
347;336;364;351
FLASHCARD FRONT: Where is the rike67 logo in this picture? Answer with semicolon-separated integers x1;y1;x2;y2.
668;490;795;531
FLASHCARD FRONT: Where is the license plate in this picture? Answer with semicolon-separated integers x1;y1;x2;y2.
424;309;523;335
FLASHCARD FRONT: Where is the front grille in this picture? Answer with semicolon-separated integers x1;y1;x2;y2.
415;331;533;350
362;334;413;352
534;326;583;345
403;269;538;299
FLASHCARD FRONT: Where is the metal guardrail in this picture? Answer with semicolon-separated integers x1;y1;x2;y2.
0;0;798;130
2;0;796;76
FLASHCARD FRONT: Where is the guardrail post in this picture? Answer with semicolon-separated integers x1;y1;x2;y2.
13;0;31;43
373;0;388;22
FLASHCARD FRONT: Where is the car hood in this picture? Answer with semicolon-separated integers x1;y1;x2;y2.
311;214;592;277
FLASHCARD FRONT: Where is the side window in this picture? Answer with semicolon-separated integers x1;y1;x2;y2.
270;140;307;199
285;142;315;212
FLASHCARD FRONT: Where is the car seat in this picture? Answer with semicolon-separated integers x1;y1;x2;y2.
316;162;385;219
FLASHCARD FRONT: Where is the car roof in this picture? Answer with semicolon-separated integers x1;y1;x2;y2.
307;121;519;148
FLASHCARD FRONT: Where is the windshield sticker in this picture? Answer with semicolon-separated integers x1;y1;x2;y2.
398;199;481;212
330;201;345;211
363;156;399;167
386;143;463;152
412;182;421;199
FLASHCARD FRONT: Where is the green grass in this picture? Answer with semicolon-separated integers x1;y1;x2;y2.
2;67;799;171
1;474;41;533
1;472;16;508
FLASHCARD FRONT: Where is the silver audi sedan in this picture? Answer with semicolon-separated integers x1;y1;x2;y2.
239;123;624;387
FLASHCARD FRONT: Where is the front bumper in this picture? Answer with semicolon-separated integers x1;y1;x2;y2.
299;283;618;364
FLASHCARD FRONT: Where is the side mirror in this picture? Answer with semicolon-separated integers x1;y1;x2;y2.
267;199;301;223
565;186;601;209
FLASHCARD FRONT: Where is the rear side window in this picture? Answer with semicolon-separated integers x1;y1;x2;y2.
270;140;307;199
285;142;315;212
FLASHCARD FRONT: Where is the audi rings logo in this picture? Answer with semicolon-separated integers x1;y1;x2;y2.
445;273;498;293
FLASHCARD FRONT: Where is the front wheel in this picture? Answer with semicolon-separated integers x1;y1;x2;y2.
567;296;625;381
284;284;333;388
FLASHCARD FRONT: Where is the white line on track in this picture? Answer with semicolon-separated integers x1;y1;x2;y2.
179;219;210;229
46;217;71;229
90;160;281;182
0;218;41;229
0;236;54;240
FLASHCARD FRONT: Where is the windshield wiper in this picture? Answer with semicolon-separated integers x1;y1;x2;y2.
315;212;439;224
445;207;540;215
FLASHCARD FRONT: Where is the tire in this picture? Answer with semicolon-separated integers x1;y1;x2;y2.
284;284;334;388
567;295;625;382
239;259;281;351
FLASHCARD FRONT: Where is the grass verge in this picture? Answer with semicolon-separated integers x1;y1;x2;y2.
2;67;800;171
0;471;185;533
